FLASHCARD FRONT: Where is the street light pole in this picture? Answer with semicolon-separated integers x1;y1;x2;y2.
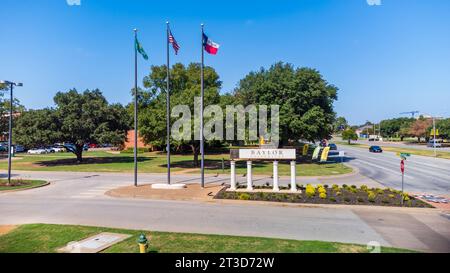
1;81;23;186
7;83;13;186
421;112;441;158
433;117;436;158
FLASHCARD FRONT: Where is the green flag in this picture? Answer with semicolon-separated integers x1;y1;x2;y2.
135;37;148;60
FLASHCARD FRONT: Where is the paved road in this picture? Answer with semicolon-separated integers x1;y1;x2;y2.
333;137;450;152
340;145;450;195
1;171;449;252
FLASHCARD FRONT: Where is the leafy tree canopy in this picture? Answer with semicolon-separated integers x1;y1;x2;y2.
342;128;358;144
431;118;450;138
380;117;414;138
233;62;338;143
14;89;130;162
333;116;348;132
138;63;221;166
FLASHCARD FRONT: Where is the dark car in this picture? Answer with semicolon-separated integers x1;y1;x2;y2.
369;146;383;153
328;143;338;151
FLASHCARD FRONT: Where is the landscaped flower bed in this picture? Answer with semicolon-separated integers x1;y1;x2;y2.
215;184;433;208
0;179;48;191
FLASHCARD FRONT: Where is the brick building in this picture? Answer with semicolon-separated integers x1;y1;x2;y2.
123;130;152;150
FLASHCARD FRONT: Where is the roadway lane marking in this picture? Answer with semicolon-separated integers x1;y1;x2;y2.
347;150;450;179
344;146;450;171
354;159;414;179
70;195;96;199
358;157;450;180
68;184;126;199
352;151;450;180
85;190;107;193
408;160;450;173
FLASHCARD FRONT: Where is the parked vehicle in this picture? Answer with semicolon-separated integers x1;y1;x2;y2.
28;148;48;154
369;146;383;153
89;143;99;148
427;139;443;148
99;143;113;148
46;146;65;153
14;145;26;153
53;145;66;152
64;143;89;152
368;135;382;142
328;143;338;151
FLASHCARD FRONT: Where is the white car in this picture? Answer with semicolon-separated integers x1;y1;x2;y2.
51;147;66;153
45;146;65;153
427;139;443;148
27;148;48;155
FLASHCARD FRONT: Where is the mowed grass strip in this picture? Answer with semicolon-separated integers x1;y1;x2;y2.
0;180;47;191
0;224;414;253
0;151;352;176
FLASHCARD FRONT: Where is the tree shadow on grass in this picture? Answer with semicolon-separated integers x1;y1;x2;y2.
35;156;153;167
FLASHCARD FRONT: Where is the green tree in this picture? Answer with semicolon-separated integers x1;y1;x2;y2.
431;118;450;139
13;109;61;148
0;83;7;91
0;92;25;139
233;62;338;144
333;116;348;132
380;118;414;138
138;63;221;166
342;128;358;144
14;89;130;162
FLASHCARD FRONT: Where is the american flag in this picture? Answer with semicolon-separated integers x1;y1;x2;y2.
168;30;180;55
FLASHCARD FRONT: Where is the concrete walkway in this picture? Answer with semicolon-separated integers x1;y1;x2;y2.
0;171;449;252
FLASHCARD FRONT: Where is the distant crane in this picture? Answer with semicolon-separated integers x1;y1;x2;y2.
400;111;420;118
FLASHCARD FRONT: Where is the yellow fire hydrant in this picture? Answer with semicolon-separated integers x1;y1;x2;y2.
138;234;148;253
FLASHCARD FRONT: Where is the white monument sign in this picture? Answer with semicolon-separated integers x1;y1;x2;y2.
238;149;296;160
230;149;297;193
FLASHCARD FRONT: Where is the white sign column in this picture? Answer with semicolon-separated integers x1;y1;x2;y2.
290;161;297;192
273;161;280;191
247;161;253;191
230;160;237;190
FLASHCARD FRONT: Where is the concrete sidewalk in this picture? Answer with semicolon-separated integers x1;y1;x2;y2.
0;170;449;252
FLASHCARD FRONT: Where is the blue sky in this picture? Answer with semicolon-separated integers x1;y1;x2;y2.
1;0;449;125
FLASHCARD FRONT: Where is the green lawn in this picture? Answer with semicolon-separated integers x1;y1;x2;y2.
0;224;414;253
336;141;450;159
0;151;352;176
0;179;47;191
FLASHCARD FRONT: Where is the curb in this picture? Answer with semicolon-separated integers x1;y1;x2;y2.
0;181;51;194
104;183;440;215
4;165;359;180
210;198;440;213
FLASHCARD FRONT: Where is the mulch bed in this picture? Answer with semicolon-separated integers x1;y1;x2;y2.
215;185;434;208
0;181;30;187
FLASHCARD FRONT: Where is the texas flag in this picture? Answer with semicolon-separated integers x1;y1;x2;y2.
202;33;220;55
